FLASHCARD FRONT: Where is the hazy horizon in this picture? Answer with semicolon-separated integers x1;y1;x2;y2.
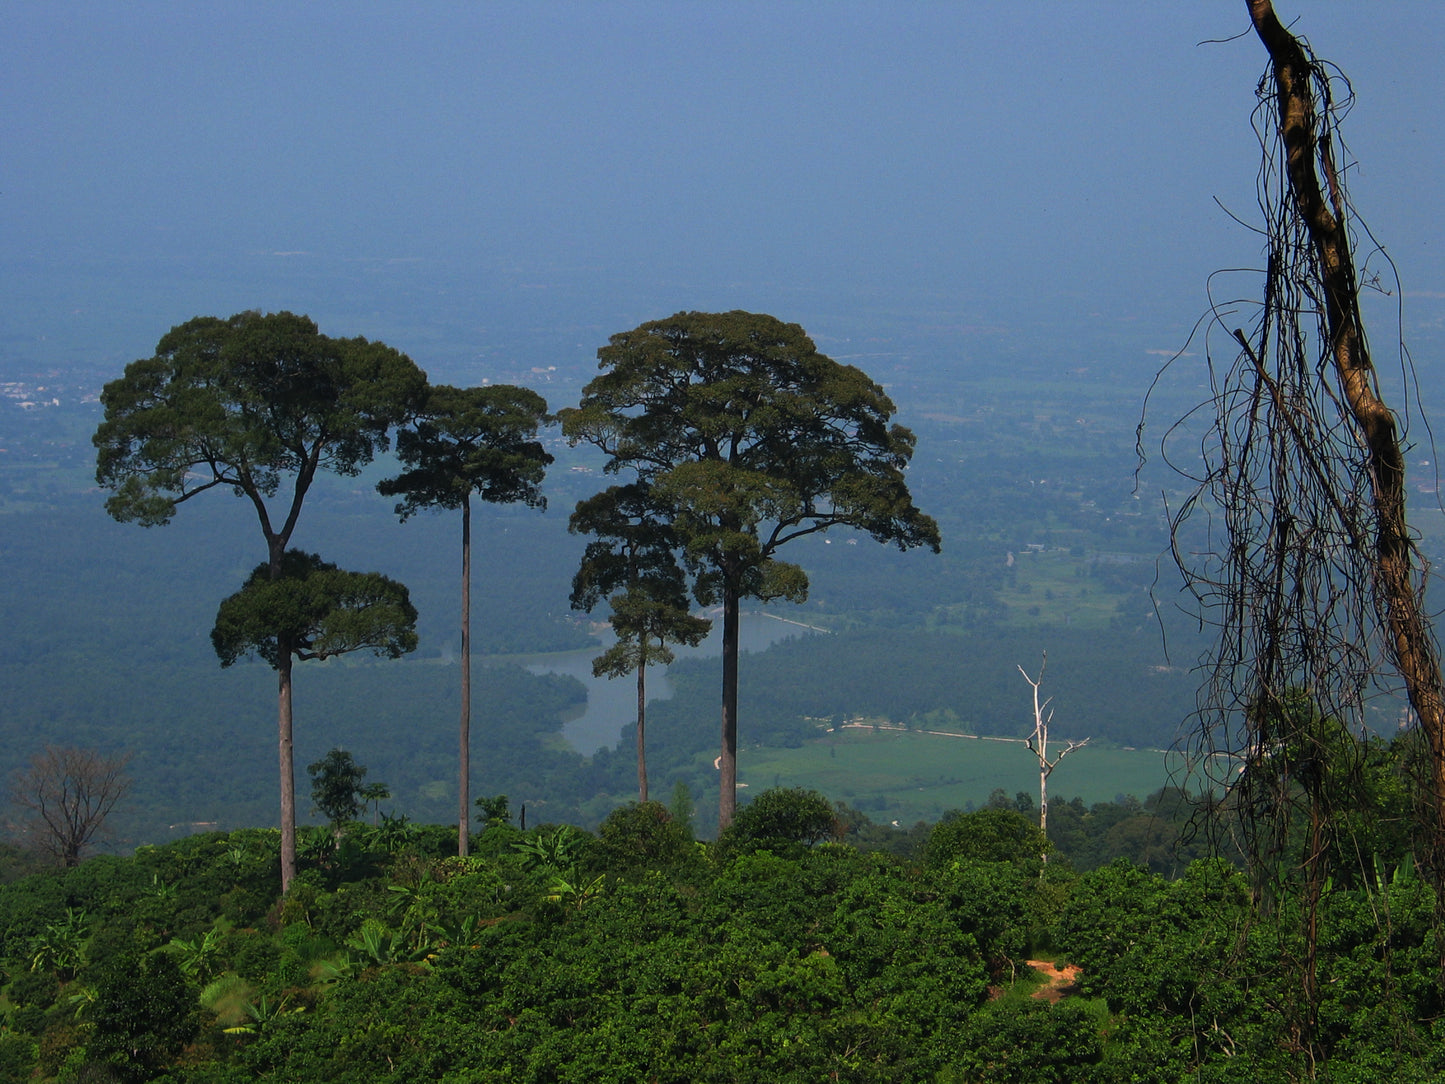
6;4;1444;392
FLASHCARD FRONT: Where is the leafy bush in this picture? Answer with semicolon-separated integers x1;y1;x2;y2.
947;1000;1105;1083
925;807;1050;871
718;787;836;856
595;801;695;874
86;950;198;1081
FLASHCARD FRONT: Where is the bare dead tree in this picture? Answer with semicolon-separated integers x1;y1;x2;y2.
10;746;132;867
1018;652;1089;856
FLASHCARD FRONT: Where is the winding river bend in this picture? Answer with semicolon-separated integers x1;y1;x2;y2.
515;613;821;754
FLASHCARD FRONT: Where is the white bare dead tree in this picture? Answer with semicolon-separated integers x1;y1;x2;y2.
1018;652;1089;855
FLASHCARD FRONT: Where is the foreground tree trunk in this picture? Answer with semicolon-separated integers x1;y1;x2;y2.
1248;0;1445;864
719;587;740;829
271;541;299;895
459;495;472;857
277;651;296;893
636;662;648;803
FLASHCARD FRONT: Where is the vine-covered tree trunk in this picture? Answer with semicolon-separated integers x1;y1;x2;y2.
1248;0;1445;866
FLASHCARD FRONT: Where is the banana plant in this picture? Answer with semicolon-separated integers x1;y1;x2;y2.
223;993;306;1036
544;870;606;911
28;908;90;980
65;983;97;1020
310;952;359;986
513;827;604;910
345;917;410;966
366;811;419;854
169;925;225;982
512;825;584;873
428;913;484;951
296;825;336;866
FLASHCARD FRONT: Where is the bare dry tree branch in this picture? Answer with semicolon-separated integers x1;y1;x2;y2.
1018;652;1089;857
9;747;132;867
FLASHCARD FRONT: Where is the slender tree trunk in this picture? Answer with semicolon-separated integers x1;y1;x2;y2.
278;650;296;893
459;494;471;857
636;659;648;803
1248;0;1445;863
719;585;740;829
268;537;298;894
1040;770;1048;846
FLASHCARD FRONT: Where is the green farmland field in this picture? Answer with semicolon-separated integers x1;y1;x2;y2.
737;725;1174;826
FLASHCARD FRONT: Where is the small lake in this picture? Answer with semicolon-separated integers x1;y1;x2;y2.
514;612;820;754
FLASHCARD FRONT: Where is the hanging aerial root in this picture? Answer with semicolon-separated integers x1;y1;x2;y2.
1140;1;1442;926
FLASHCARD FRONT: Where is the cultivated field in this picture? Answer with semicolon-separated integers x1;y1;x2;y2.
738;724;1173;826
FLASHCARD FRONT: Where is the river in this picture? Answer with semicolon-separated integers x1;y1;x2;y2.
514;612;822;754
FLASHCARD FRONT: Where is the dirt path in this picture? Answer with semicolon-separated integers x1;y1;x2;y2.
1025;959;1082;1003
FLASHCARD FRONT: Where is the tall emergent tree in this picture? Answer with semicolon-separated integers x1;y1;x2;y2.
210;558;417;884
93;311;426;890
570;484;712;802
378;383;551;856
562;311;940;828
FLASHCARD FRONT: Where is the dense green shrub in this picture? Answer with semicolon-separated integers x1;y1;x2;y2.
925;806;1050;871
0;811;1435;1081
86;951;199;1081
947;1000;1105;1083
595;801;696;874
0;1033;36;1084
717;787;836;856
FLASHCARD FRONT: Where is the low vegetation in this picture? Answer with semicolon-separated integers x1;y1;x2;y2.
0;787;1434;1082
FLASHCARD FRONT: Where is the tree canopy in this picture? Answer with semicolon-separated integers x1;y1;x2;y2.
562;310;939;826
211;550;418;669
94;310;426;565
564;311;939;596
378;383;551;856
378;383;551;519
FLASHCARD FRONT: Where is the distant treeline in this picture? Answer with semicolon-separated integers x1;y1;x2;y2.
3;482;1204;844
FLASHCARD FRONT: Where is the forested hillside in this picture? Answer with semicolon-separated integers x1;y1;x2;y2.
0;340;1204;847
0;794;1432;1082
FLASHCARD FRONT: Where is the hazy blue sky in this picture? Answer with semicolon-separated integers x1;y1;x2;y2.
5;2;1443;383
